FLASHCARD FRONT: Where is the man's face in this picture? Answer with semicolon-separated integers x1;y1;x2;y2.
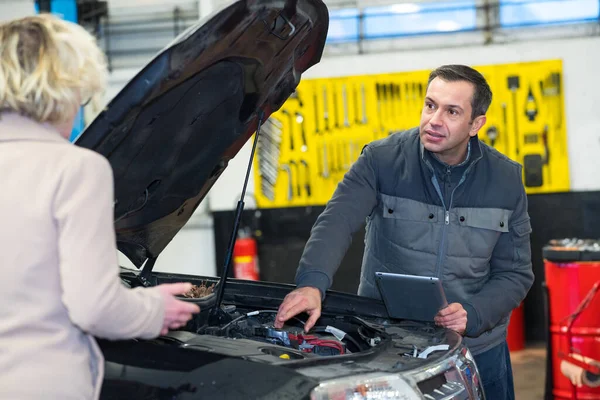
419;77;486;165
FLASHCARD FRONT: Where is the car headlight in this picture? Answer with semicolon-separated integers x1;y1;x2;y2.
310;373;421;400
462;347;475;364
460;347;482;392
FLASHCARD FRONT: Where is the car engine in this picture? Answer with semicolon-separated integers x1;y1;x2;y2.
194;307;380;357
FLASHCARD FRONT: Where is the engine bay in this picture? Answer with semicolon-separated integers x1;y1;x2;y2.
190;306;382;358
121;277;453;363
165;303;451;365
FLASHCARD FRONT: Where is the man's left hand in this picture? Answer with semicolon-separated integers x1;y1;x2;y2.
434;303;468;334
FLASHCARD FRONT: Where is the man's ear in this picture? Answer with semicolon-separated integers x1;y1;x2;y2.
470;115;486;137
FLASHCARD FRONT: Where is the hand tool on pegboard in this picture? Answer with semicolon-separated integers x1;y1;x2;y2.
341;84;350;128
340;141;347;172
328;141;337;175
393;83;402;129
388;83;395;130
518;74;545;188
322;85;330;132
316;142;323;178
332;85;341;130
541;124;551;185
353;83;361;125
524;85;539;122
501;102;508;149
281;109;295;152
280;163;293;201
324;143;331;179
523;143;544;188
349;140;358;163
507;75;521;157
289;90;303;107
395;82;404;129
418;82;424;105
300;159;311;197
404;82;410;117
540;71;564;158
313;90;320;135
337;141;345;172
485;125;499;148
387;83;395;132
289;160;302;198
382;83;389;133
321;143;329;179
414;81;421;119
295;111;308;153
549;72;563;131
257;117;283;201
375;83;383;136
360;83;367;125
409;81;418;125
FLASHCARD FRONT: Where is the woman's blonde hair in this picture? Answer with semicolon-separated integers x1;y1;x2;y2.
0;13;107;124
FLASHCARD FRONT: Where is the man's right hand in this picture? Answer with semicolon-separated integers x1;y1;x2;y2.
274;286;322;332
157;283;201;335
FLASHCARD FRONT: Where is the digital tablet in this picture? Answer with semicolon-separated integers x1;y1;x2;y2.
375;272;448;322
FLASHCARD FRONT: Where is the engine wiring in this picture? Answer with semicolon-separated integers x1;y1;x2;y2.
288;333;346;355
217;309;366;356
358;325;382;347
219;309;306;333
311;326;363;353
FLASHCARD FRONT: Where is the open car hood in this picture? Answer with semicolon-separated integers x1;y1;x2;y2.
75;0;328;268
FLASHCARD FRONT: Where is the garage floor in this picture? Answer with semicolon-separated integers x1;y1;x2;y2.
511;343;547;399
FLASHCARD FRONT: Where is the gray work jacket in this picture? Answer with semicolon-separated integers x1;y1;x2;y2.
295;127;534;355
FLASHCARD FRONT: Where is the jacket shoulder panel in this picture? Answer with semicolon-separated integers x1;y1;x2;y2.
480;141;522;173
366;127;419;151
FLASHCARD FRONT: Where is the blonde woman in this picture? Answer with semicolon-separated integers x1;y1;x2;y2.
0;14;200;400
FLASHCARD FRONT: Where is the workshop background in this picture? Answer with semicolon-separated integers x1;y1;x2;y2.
2;0;599;398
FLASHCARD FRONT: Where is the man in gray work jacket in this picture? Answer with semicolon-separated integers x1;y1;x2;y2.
274;64;534;399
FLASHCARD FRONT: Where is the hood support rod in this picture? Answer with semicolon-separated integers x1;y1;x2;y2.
212;110;265;315
138;256;157;287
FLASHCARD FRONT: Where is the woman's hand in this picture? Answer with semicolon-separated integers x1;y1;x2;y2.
157;283;201;335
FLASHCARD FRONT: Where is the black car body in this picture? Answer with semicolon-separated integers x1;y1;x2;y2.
75;0;486;398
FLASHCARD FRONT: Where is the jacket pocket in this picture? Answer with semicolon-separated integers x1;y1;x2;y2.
449;207;512;262
455;207;512;233
512;218;532;262
380;193;440;223
513;218;532;237
378;193;442;257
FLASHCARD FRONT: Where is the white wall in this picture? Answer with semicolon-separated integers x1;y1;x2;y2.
117;213;216;276
0;0;34;22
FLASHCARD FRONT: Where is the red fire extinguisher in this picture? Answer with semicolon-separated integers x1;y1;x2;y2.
233;227;260;281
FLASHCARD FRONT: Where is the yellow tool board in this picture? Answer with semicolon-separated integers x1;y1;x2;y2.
253;59;569;209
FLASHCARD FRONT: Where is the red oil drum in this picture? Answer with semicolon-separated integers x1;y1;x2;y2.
507;302;525;352
544;239;600;400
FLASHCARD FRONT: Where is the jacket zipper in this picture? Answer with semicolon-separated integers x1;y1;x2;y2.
431;174;448;278
431;171;468;278
422;142;482;279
